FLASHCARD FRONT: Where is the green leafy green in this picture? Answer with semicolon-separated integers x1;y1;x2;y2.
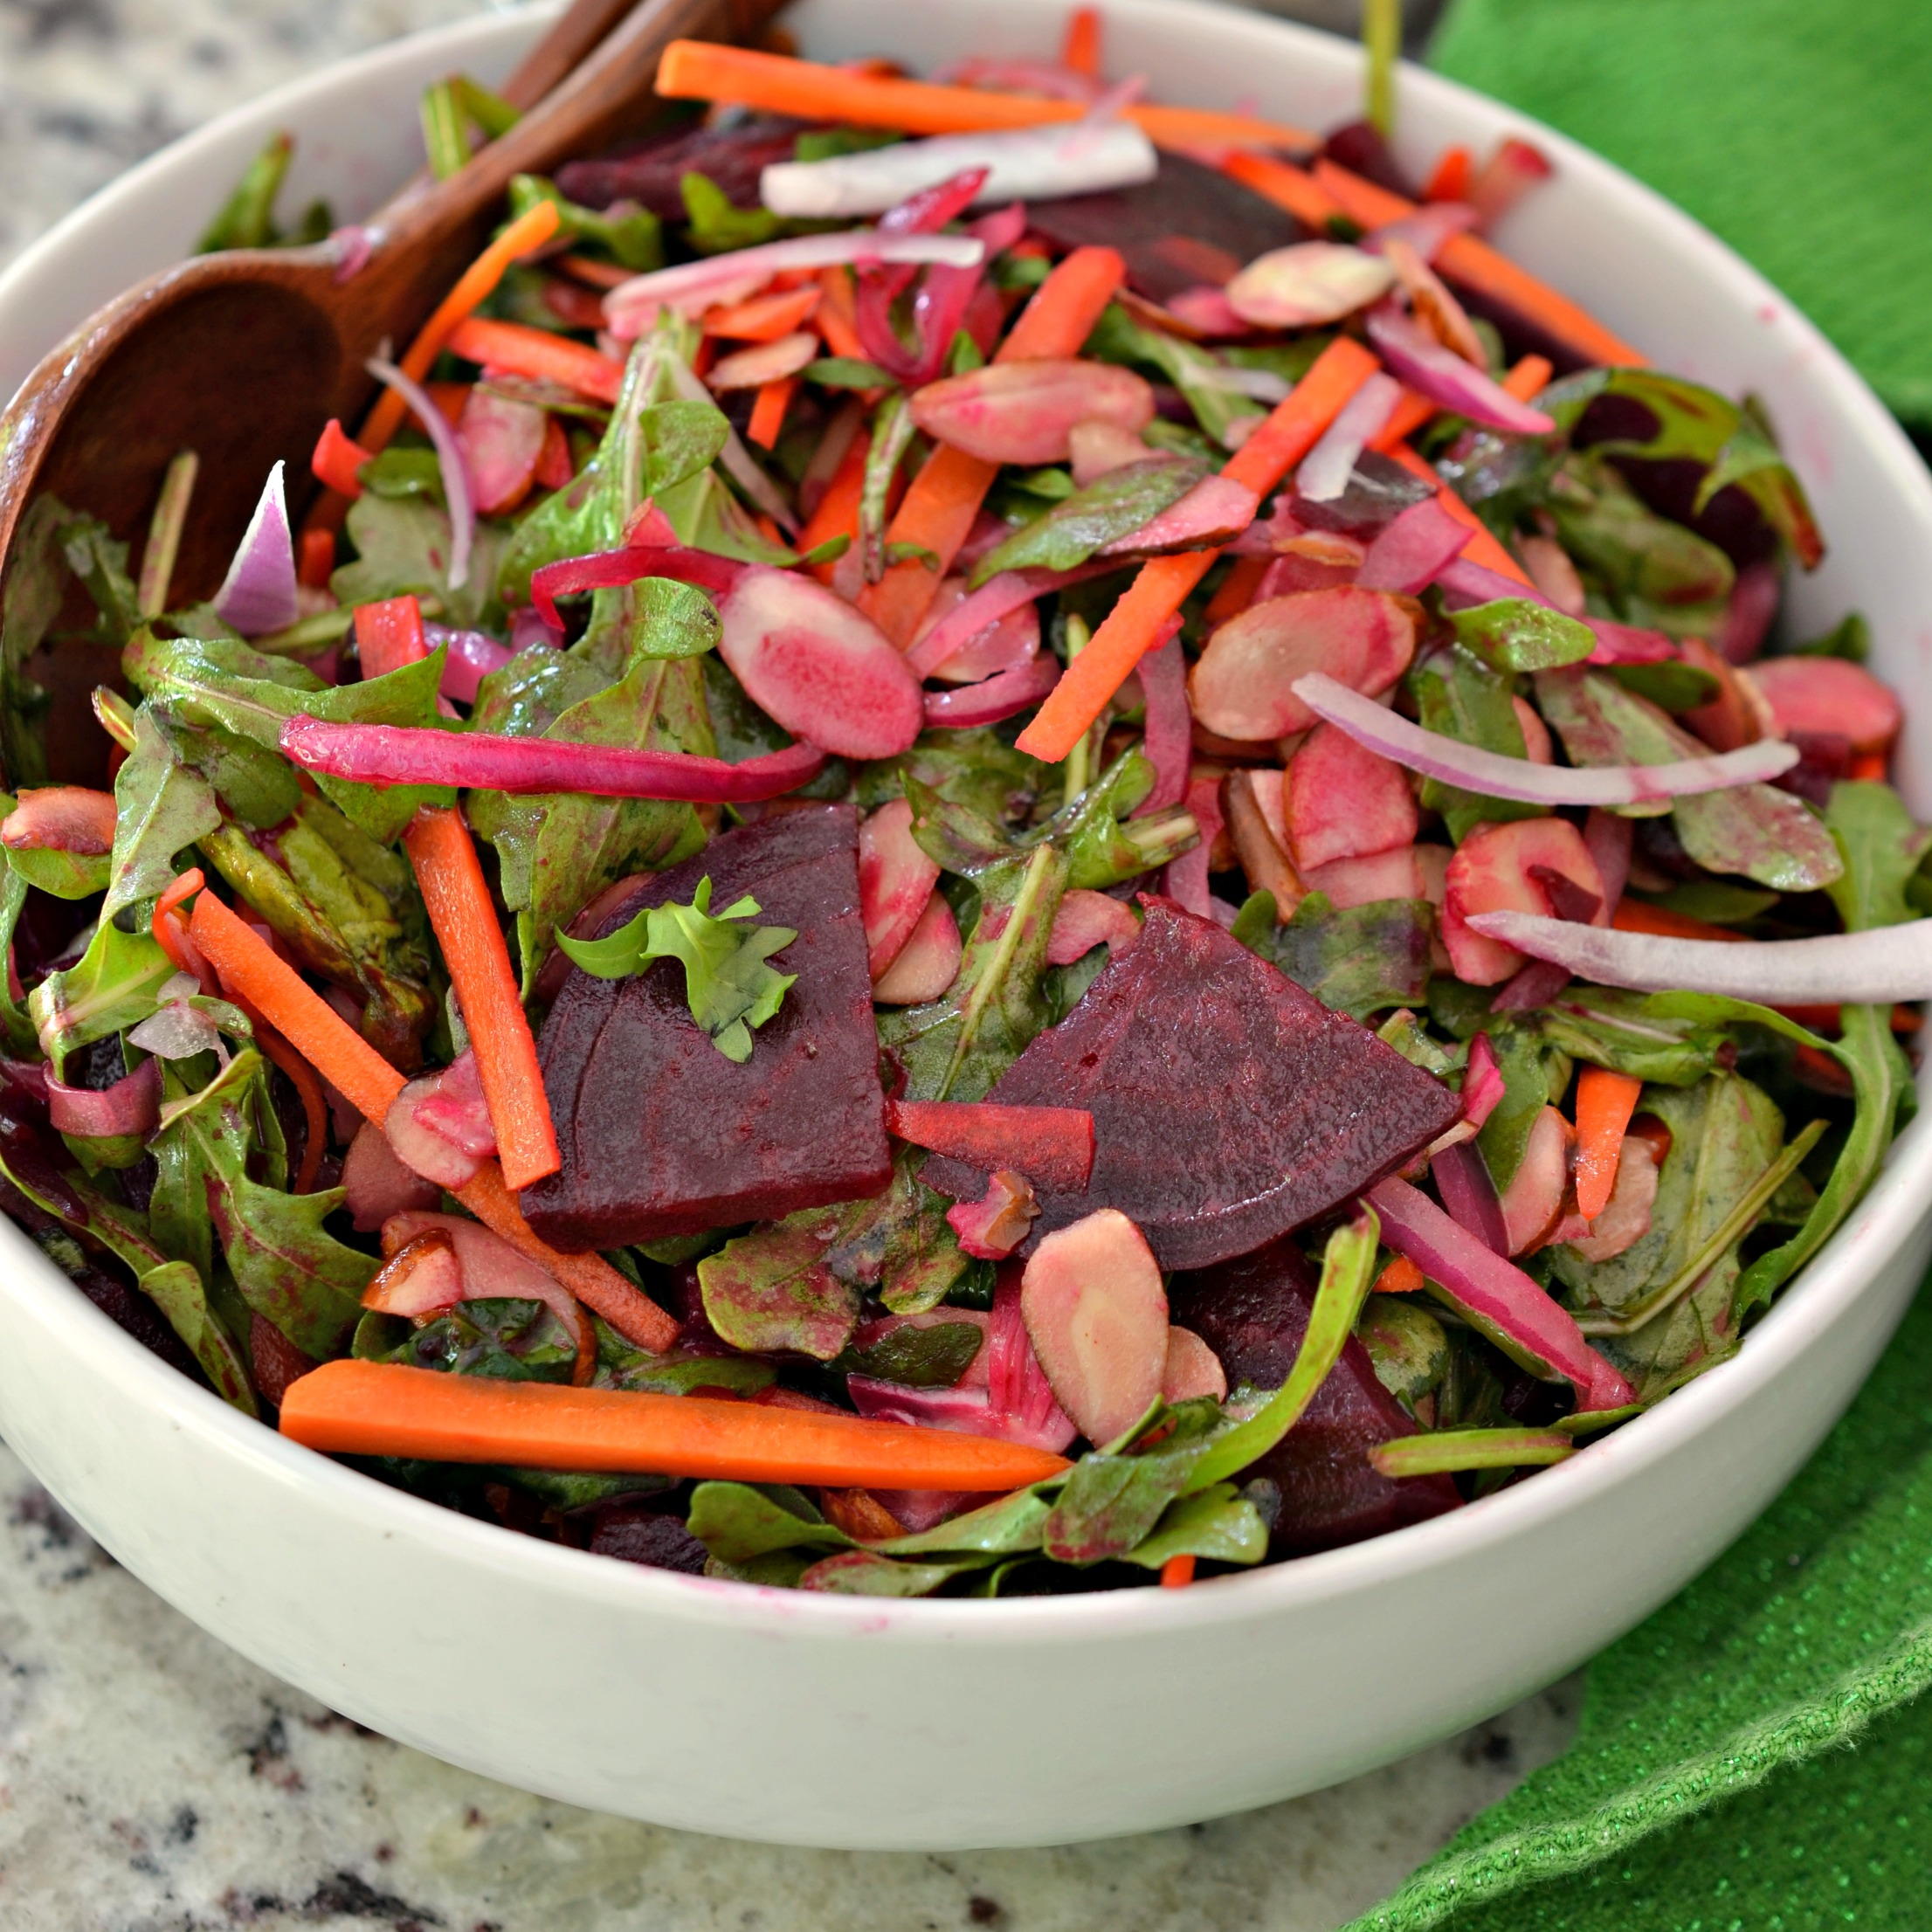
1369;1426;1573;1477
140;1260;258;1414
1535;986;1723;1087
679;170;781;254
1083;304;1271;447
559;873;796;1062
1259;892;1434;1021
1447;597;1597;673
686;1482;853;1566
804;356;897;390
197;131;301;251
697;1209;860;1359
329;493;504;629
390;1297;580;1381
101;708;222;921
969;456;1206;585
1042;1398;1234;1563
507;172;661;271
1358;1293;1452;1421
28;921;176;1077
1407;646;1544;840
836;1320;984;1389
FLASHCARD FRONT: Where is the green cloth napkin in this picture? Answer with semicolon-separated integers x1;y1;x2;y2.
1428;0;1932;429
1332;13;1932;1921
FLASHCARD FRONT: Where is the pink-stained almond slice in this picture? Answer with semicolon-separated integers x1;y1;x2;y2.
1747;654;1901;754
1046;888;1142;966
1225;241;1396;328
908;358;1155;466
1069;418;1152;486
1497;1106;1574;1257
1285;721;1419;872
859;797;942;978
1020;1207;1170;1446
1161;1324;1228;1404
361;1230;466;1320
1563;1136;1660;1262
1442;818;1605;986
871;891;963;1004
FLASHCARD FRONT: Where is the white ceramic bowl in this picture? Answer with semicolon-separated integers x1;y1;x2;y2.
3;0;1929;1853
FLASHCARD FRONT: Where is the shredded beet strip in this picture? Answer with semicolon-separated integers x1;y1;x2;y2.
279;715;825;801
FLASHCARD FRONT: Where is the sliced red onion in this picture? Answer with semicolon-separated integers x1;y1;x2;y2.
329;224;375;283
47;1058;161;1141
1100;473;1260;555
1356;493;1473;593
1295;371;1403;503
1294;672;1798;805
367;355;475;593
846;1376;1078;1454
1164;773;1223;918
1365;307;1556;436
660;348;799;535
128;995;222;1062
985;1270;1078;1449
279;714;825;801
1430;1139;1509;1256
604;231;985;335
922;653;1061;728
1367;1176;1633;1411
425;624;515;706
1466;912;1932;1004
904;563;1111;680
1462;1032;1504;1128
761;121;1156;219
900;202;1025;388
211;460;299;637
1134;627;1190;813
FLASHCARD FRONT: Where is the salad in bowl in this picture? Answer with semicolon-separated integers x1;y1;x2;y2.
3;5;1924;1607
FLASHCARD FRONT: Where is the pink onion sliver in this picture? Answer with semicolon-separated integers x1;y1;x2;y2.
1293;673;1798;806
507;605;564;653
211;461;300;638
1366;307;1556;437
904;564;1110;679
1133;627;1190;813
1488;956;1572;1013
279;715;825;801
367;355;475;594
986;1271;1076;1445
1295;372;1404;503
1430;1139;1509;1256
1465;912;1932;1004
1367;1176;1634;1411
846;1375;1077;1453
329;224;376;283
1716;560;1781;666
921;652;1061;728
1462;1032;1505;1128
425;626;515;706
46;1058;161;1141
1583;808;1633;916
1356;494;1473;593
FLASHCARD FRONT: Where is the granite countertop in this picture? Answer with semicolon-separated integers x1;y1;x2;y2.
0;3;1569;1926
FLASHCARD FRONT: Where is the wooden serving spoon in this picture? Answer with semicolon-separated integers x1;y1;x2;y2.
0;0;785;672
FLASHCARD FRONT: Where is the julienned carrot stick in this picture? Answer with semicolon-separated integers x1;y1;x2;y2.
1611;900;1749;943
444;315;624;405
1373;1254;1425;1295
705;284;821;341
1385;444;1531;585
1204;554;1266;627
297;528;335;590
1220;149;1342;229
279;1359;1073;1488
862;245;1128;644
1016;335;1380;762
1369;388;1436;452
191;890;408;1126
747;375;797;450
798;428;870;582
1160;1553;1196;1588
1062;5;1102;76
1573;1066;1643;1221
816;267;867;360
1503;354;1555;399
359;198;562;452
404;807;560;1192
311;418;371;498
1308;159;1646;369
655;40;1314;153
1423;145;1473;204
355;594;430;680
187;889;680;1354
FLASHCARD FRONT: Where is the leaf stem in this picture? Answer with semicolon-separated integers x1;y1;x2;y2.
137;451;199;620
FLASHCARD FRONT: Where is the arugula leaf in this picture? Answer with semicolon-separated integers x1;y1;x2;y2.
197;131;294;251
804;356;897;390
330;493;506;629
4;840;107;902
1041;1397;1229;1563
1114;1484;1269;1570
836;1320;984;1388
102;708;222;921
686;1481;854;1565
140;1260;258;1415
1475;1022;1569;1190
1082;305;1265;448
1824;781;1931;934
390;1297;580;1381
28;921;176;1078
819;1153;976;1314
680;170;781;254
1446;597;1597;673
1358;1294;1452;1419
696;1209;860;1358
969;456;1206;586
1535;986;1723;1087
798;1551;995;1596
507;172;661;270
1407;646;1544;840
0;499;76;783
1260;891;1433;1022
559;873;796;1061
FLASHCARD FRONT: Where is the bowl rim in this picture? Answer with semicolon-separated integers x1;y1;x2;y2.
3;0;1929;1643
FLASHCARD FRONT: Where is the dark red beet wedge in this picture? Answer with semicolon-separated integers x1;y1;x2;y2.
1025;155;1307;302
921;897;1460;1270
521;805;891;1251
1169;1242;1460;1554
555;116;807;216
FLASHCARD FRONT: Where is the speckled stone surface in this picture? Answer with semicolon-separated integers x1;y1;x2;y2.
0;3;1564;1925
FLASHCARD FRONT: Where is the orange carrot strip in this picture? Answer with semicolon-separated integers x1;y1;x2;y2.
1850;750;1888;782
1503;354;1555;399
443;315;624;405
1369;388;1437;452
863;245;1127;644
404;807;560;1192
354;594;430;680
360;198;561;452
1573;1066;1643;1221
297;528;335;591
311;418;371;498
1204;554;1267;627
1017;335;1380;761
1385;443;1530;584
1062;5;1102;76
1220;149;1343;228
558;252;633;290
1308;159;1646;369
425;380;472;430
1160;1553;1197;1588
152;867;207;981
706;284;821;341
798;428;870;582
817;267;868;360
1373;1254;1425;1295
655;40;1314;153
1423;145;1473;203
190;890;675;1354
1611;900;1748;943
279;1359;1074;1488
747;375;798;450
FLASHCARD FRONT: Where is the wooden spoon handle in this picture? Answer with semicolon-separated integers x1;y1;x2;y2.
375;0;791;254
498;0;651;114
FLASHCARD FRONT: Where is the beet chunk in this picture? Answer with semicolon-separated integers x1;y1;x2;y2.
1170;1241;1460;1554
589;1506;712;1575
1025;155;1307;302
555;116;807;216
922;898;1461;1271
522;805;891;1252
